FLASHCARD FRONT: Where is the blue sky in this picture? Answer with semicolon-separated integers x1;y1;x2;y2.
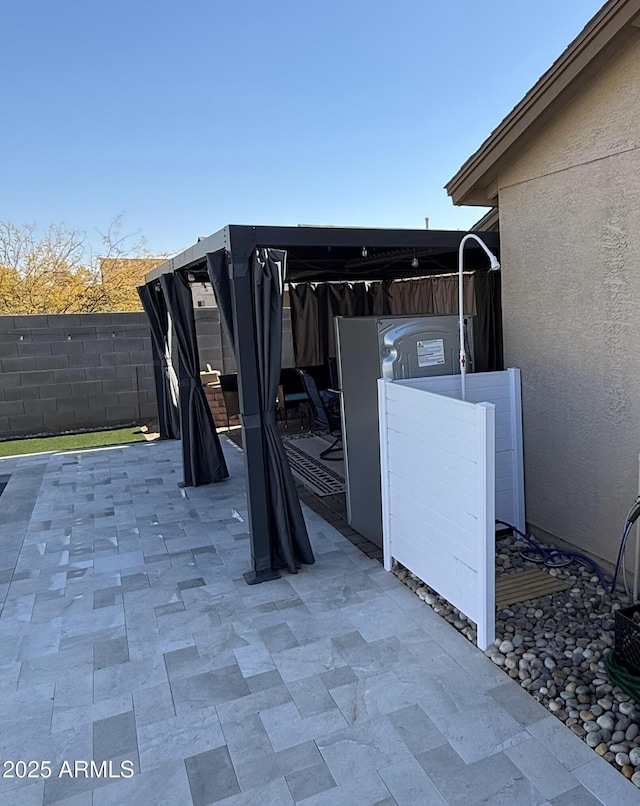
2;0;604;256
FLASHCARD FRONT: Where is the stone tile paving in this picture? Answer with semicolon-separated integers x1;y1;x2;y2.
0;438;637;805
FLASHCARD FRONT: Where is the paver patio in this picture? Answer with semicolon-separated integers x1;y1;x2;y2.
0;438;637;805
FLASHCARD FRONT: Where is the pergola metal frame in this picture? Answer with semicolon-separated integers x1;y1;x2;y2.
145;224;500;583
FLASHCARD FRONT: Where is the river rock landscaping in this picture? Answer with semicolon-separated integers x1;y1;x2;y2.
392;529;640;788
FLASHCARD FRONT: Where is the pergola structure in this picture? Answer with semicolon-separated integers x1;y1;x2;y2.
142;225;501;584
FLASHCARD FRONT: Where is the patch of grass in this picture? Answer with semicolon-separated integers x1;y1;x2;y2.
0;427;152;458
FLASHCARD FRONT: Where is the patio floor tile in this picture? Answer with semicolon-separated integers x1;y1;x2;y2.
0;438;634;804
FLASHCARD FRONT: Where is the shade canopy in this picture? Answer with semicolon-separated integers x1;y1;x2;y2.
144;225;501;583
146;225;500;285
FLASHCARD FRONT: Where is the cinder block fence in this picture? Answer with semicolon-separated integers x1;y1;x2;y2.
0;313;157;438
0;308;295;439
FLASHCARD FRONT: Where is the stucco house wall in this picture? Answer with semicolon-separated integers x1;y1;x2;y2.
496;32;640;564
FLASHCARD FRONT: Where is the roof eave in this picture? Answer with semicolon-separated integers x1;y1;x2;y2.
447;0;640;206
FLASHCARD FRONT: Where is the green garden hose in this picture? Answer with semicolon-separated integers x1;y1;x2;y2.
603;650;640;702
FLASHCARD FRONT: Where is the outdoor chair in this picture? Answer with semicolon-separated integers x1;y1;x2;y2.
295;369;342;460
219;373;240;429
278;368;310;428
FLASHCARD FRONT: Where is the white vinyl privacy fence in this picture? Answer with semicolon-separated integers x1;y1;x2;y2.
378;369;524;650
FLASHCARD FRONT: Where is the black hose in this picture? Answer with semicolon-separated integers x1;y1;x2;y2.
610;520;634;597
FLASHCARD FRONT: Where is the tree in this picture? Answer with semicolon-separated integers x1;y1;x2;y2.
96;216;168;311
0;217;167;314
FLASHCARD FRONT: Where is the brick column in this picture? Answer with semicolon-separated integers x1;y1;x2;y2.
202;382;238;429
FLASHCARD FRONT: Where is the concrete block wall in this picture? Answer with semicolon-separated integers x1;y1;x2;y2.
194;308;235;375
0;306;296;439
194;307;295;374
0;313;157;438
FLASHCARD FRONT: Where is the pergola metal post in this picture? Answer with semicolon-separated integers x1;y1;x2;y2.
227;237;281;584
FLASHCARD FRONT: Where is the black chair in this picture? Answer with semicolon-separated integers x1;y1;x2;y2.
296;369;342;460
277;367;310;428
219;373;240;429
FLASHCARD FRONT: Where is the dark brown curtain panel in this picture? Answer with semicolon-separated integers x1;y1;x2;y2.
289;275;479;366
473;270;504;372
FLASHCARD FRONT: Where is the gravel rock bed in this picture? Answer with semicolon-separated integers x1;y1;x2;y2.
393;531;640;787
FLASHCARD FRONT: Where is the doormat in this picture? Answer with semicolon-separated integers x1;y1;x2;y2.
495;568;571;609
282;434;345;497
